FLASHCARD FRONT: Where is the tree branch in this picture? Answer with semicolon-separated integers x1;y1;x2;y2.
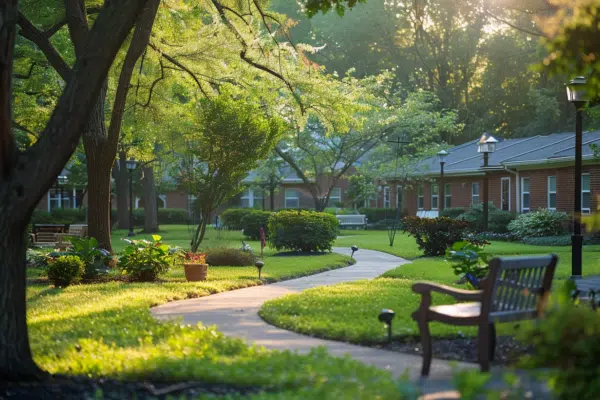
484;10;545;37
149;42;209;97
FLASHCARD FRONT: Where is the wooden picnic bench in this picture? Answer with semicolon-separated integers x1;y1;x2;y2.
411;254;558;376
336;214;367;229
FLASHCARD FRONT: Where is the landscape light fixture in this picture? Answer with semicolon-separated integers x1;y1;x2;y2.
566;76;590;279
351;245;359;258
255;261;265;280
378;308;395;342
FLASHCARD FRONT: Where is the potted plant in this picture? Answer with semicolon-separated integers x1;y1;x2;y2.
183;252;208;282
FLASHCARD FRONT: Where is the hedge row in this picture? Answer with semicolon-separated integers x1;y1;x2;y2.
32;208;191;226
357;208;398;223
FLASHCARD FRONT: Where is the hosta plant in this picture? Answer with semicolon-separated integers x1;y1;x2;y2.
119;235;171;282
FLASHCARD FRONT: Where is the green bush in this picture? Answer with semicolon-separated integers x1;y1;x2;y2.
205;247;256;266
220;209;255;230
456;203;516;233
268;210;339;252
446;240;491;281
324;208;357;215
357;208;397;223
521;235;572;246
26;248;51;269
240;210;272;240
439;207;465;219
372;218;402;230
32;208;86;225
508;209;568;237
47;255;85;287
403;216;469;256
66;237;111;279
119;235;171;281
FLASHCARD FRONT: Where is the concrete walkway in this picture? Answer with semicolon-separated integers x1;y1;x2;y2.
152;247;475;381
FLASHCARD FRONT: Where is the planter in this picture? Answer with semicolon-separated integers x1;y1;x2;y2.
184;263;208;282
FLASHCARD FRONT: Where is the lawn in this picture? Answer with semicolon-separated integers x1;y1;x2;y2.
259;230;600;346
25;226;410;398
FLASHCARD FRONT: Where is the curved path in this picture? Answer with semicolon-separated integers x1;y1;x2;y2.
152;247;475;381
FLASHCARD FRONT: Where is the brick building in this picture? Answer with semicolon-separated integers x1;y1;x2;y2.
386;131;600;217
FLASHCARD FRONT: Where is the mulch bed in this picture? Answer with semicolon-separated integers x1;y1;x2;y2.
375;335;534;366
0;377;265;400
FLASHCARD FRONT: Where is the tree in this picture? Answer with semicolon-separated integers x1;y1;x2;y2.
177;91;286;252
0;0;149;380
253;154;287;210
345;173;377;209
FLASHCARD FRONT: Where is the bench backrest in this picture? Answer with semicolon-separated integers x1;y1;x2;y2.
336;215;366;224
416;210;439;219
35;232;57;243
480;255;557;323
68;224;88;236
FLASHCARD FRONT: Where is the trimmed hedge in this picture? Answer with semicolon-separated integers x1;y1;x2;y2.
241;210;272;240
205;247;256;266
521;235;571;246
220;209;255;230
456;203;516;233
358;208;397;223
47;255;85;287
403;216;469;256
439;207;465;219
268;210;339;252
33;208;190;226
508;209;568;238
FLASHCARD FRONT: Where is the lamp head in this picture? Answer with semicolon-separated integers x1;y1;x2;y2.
378;308;395;325
125;159;137;171
351;245;359;252
436;149;449;164
566;76;589;105
255;261;264;269
477;134;498;154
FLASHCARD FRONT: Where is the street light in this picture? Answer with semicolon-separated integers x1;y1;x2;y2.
478;134;497;231
437;150;449;212
125;159;137;237
567;76;589;279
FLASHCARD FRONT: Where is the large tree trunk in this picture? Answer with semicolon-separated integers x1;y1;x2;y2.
115;151;130;229
142;165;158;233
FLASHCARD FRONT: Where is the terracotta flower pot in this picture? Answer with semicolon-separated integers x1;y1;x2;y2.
184;263;208;282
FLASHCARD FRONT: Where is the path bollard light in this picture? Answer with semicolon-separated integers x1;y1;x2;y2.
255;261;265;280
378;308;395;343
351;245;359;258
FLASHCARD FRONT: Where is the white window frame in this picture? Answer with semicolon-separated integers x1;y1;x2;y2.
285;188;300;209
383;186;390;208
472;183;480;205
582;173;591;215
417;184;424;210
501;177;511;211
328;187;342;207
444;183;451;209
547;176;557;211
431;183;439;210
521;177;530;213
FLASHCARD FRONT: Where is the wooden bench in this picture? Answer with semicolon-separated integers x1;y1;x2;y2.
336;214;367;229
56;224;88;243
29;231;59;247
411;254;558;376
416;210;439;218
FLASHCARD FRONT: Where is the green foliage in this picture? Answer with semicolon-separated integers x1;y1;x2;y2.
520;235;572;247
240;210;272;240
358;208;397;223
119;235;171;282
403;216;469;256
346;174;377;207
47;255;85;287
205;247;256;267
66;237;111;279
303;0;367;17
519;281;600;400
26;248;51;269
268;210;339;252
508;209;568;238
439;207;465;219
32;208;86;224
221;209;255;230
456;203;516;233
446;240;491;280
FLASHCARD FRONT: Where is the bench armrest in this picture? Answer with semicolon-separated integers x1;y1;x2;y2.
412;281;483;301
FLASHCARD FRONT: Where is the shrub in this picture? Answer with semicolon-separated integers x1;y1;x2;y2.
323;208;357;215
508;209;568;238
519;235;594;246
241;210;273;240
268;210;339;253
27;248;51;269
456;203;516;233
205;247;256;266
371;218;402;230
47;255;85;287
32;208;86;224
465;232;520;243
357;208;397;223
66;237;111;279
220;209;255;230
119;235;171;282
439;207;465;219
446;240;491;282
403;216;469;256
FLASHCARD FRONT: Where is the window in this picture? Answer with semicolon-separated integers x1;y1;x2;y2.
417;184;424;210
472;183;480;205
240;189;251;208
383;186;390;208
48;187;72;211
328;187;342;207
521;177;530;212
548;176;557;210
285;188;299;208
582;174;591;214
501;177;510;211
444;183;452;208
396;185;403;210
431;183;439;210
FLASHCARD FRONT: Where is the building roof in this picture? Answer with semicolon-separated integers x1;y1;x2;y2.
414;131;600;177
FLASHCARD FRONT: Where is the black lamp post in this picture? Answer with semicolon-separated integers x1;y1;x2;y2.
567;76;589;279
478;134;498;232
437;150;449;212
378;309;395;343
351;245;359;258
255;261;265;280
125;159;137;237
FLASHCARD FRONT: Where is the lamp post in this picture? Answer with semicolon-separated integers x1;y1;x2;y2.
437;150;449;212
478;134;498;232
566;76;589;279
125;159;137;237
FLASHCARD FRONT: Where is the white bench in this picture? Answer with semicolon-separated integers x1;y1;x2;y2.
336;214;367;229
416;210;439;219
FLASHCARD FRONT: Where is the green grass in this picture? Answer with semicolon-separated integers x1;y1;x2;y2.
262;231;600;346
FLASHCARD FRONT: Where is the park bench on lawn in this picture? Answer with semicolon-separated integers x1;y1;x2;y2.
336;214;367;229
412;254;558;376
